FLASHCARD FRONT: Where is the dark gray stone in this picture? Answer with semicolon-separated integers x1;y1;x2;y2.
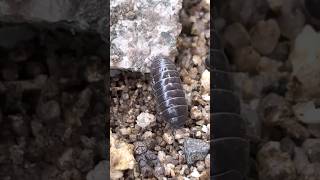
183;138;210;165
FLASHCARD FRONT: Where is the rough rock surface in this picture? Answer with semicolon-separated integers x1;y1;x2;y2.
183;138;210;165
218;0;320;179
110;0;182;73
0;0;108;37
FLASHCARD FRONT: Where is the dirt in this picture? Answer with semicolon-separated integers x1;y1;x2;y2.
0;23;106;180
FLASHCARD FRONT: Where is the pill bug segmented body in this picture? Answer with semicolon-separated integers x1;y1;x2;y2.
150;57;188;128
208;4;250;180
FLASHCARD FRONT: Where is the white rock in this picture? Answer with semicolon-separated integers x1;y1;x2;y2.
190;168;201;178
290;25;320;98
192;55;202;66
293;101;320;124
136;112;156;128
201;70;210;93
201;94;210;101
201;125;208;133
158;151;166;163
165;163;175;177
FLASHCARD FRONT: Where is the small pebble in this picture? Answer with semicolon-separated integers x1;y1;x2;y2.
158;151;166;163
190;168;201;178
250;19;280;55
163;133;174;145
136;112;156;129
175;128;191;140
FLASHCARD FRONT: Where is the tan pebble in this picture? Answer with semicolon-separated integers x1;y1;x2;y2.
110;131;135;173
158;151;166;163
142;131;154;139
163;133;174;144
199;170;210;180
175;128;190;139
180;165;188;175
119;128;131;135
191;106;203;120
165;163;175;177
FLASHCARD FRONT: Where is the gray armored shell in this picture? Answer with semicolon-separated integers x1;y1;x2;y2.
150;57;188;128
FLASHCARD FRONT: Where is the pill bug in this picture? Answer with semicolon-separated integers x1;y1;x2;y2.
209;5;250;180
150;56;188;128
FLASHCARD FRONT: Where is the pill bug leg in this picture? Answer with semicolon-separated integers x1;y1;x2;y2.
208;27;250;180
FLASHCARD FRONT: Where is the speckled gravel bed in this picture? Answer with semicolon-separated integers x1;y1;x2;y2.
110;0;210;179
218;0;320;179
0;23;106;180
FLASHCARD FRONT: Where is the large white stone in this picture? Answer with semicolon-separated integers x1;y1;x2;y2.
110;0;182;73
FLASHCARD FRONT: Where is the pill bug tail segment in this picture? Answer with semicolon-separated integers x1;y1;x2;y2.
150;56;187;128
209;8;250;179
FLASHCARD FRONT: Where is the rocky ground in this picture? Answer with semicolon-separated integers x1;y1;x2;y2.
0;23;107;180
218;0;320;179
110;0;210;179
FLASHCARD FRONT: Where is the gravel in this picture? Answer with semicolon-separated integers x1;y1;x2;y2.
219;0;320;179
0;23;106;180
110;0;210;178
